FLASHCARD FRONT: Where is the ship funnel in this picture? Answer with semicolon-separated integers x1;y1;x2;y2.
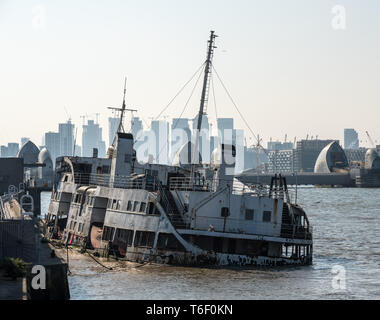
110;132;135;187
212;143;236;189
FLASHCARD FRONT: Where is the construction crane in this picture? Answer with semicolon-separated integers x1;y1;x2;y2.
64;107;72;122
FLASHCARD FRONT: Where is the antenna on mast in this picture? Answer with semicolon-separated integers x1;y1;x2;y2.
108;77;138;134
107;77;138;146
119;77;127;133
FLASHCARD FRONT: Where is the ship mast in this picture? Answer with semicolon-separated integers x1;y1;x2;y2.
108;77;138;143
118;77;128;133
191;30;218;171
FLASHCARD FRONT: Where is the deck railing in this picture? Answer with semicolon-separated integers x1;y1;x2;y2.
168;177;297;202
73;173;159;191
70;173;297;202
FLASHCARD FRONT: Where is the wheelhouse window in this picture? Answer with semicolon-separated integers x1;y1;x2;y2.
127;201;132;211
73;194;82;204
140;202;147;213
116;200;122;211
245;209;254;220
133;201;140;212
263;211;271;222
147;202;156;215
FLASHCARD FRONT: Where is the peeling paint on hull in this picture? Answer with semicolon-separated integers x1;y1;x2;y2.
102;247;313;268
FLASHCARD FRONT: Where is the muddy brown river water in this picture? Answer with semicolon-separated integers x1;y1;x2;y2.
41;187;380;300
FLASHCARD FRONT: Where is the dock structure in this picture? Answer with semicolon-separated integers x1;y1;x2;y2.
0;189;70;300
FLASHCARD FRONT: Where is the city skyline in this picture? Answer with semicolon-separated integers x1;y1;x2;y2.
0;113;373;176
0;108;378;149
1;1;379;148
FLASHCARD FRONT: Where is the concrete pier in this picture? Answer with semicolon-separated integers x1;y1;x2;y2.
0;195;70;300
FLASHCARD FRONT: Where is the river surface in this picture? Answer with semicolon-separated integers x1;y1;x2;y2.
41;188;380;300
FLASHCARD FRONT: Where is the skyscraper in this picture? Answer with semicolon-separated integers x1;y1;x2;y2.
59;120;75;157
267;141;294;151
344;129;359;149
294;139;336;172
0;146;8;158
131;117;143;138
0;143;20;158
217;118;235;145
45;131;60;163
82;120;106;158
171;118;191;161
21;137;30;148
151;120;169;164
7;143;19;157
108;117;120;147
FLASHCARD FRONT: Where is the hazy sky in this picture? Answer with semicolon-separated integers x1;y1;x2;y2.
0;0;379;148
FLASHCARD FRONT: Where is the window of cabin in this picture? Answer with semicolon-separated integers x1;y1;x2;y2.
116;200;122;211
157;233;185;251
140;202;147;213
147;202;156;215
134;231;155;248
127;201;132;211
107;199;112;209
102;165;110;174
263;211;271;223
245;209;254;220
102;226;115;241
115;229;134;246
133;201;140;212
221;207;229;217
112;199;118;210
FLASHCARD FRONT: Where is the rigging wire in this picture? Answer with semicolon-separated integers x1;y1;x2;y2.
210;72;219;136
134;62;206;144
211;65;271;158
156;63;206;162
211;64;281;174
